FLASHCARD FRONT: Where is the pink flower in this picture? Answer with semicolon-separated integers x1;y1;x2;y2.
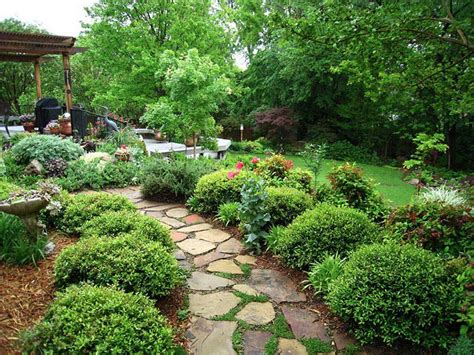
227;171;236;180
235;161;244;170
251;157;260;164
121;144;127;149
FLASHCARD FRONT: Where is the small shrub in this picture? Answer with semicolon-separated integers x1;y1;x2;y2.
255;154;294;180
217;202;240;226
44;158;68;177
229;140;264;153
11;135;83;165
314;183;349;207
298;143;328;180
456;261;474;337
448;336;474;355
420;185;467;207
327;242;461;348
275;204;379;269
265;186;313;226
306;253;345;295
55;235;180;298
0;179;21;200
60;192;136;235
141;156;215;200
81;211;173;251
21;285;174;353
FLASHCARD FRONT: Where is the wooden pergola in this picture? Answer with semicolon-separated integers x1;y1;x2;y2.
0;31;87;112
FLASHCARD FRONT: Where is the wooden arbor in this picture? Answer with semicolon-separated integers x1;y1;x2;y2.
0;31;86;112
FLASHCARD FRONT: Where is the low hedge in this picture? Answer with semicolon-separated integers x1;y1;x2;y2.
81;211;173;251
55;235;180;298
265;186;313;226
21;285;174;353
274;204;379;269
327;242;461;348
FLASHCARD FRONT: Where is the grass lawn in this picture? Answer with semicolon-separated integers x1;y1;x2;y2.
228;152;416;206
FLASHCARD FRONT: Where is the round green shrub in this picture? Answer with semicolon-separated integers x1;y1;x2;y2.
217;202;240;226
265;186;313;226
21;284;174;353
327;242;462;348
192;169;252;214
11;135;83;165
275;204;379;269
55;235;180;298
60;192;136;235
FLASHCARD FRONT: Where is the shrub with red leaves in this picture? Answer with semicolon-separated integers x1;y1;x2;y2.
255;107;296;146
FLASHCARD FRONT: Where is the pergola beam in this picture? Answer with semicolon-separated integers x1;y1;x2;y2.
0;53;55;63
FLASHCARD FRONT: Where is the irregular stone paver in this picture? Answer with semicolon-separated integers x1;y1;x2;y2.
174;249;186;260
189;292;240;318
281;306;329;341
177;239;215;256
333;331;356;350
179;260;193;271
171;231;188;242
178;223;213;233
159;216;186;228
145;203;181;211
195;229;231;243
135;200;162;209
207;259;243;274
278;338;308;355
216;238;244;254
236;302;275;325
235;255;257;265
184;214;205;225
248;269;306;304
243;330;272;355
194;251;233;268
233;284;259;297
186;317;237;355
145;210;163;218
187;271;235;291
166;207;189;218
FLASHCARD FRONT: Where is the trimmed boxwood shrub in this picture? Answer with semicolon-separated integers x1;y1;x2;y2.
192;170;252;214
55;235;181;298
327;242;462;348
60;192;136;235
265;186;313;226
21;284;174;353
81;211;173;251
275;204;379;269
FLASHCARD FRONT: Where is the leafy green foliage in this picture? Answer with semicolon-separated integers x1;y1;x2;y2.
229;140;265;153
301;338;334;354
327;242;462;348
141;156;215;200
81;210;173;251
238;178;270;253
325;140;383;166
265;186;313;226
306;253;346;295
448;336;474;355
0;179;21;200
55;235;181;298
274;204;379;269
298;143;328;180
403;133;449;170
455;261;474;337
21;285;174;353
217;202;240;226
11;135;83;165
59;192;136;235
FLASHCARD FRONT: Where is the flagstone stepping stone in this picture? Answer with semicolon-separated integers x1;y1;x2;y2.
135;200;162;209
281;306;330;341
207;260;243;274
177;239;215;256
248;269;306;304
159;216;186;228
235;255;257;265
166;207;189;218
278;338;308;355
145;210;163;218
194;251;233;267
179;260;193;271
216;238;244;254
145;203;181;212
189;292;240;318
236;302;275;325
186;317;237;355
187;271;235;291
243;330;272;355
178;223;213;233
174;249;186;260
171;231;188;242
232;284;259;297
333;331;356;350
196;229;231;243
184;214;205;225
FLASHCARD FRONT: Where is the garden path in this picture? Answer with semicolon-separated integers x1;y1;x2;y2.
108;187;355;355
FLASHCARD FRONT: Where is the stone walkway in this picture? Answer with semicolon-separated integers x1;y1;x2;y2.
108;187;355;355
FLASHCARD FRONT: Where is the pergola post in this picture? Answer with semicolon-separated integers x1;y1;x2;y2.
62;53;73;112
33;59;42;100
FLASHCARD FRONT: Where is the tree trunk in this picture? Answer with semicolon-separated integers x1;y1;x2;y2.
447;124;456;169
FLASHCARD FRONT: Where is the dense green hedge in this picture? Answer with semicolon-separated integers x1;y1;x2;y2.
22;285;174;353
265;186;313;226
327;242;461;348
81;210;173;251
55;235;181;298
274;204;379;269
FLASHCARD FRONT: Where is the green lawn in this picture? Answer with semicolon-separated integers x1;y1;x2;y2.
228;153;416;206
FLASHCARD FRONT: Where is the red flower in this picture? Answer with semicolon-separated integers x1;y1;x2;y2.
235;161;244;170
121;144;127;149
251;157;260;164
227;171;236;180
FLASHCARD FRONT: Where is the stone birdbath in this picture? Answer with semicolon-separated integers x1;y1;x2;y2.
0;197;49;239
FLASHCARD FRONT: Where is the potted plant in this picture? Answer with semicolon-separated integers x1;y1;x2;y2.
20;114;35;132
114;144;130;162
58;113;72;135
185;134;198;147
47;121;60;135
